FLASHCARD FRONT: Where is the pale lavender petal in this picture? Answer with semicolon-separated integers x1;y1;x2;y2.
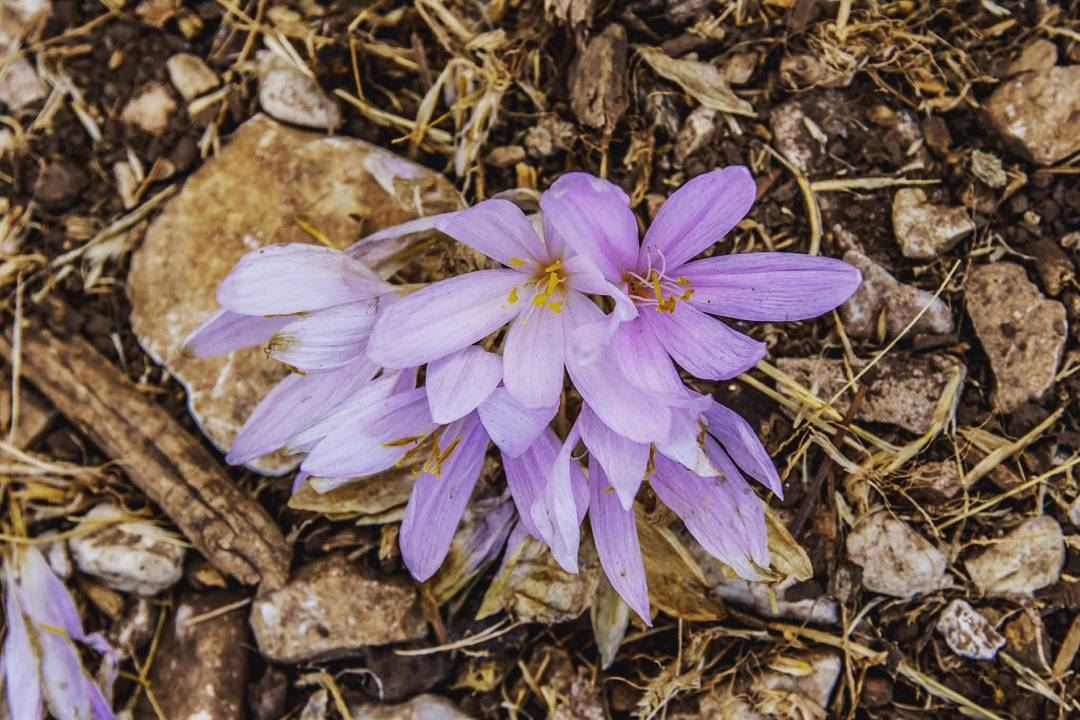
367;269;524;368
565;283;638;367
641;303;765;381
680;253;863;321
39;631;112;720
15;548;88;641
541;172;639;281
426;346;502;423
435;199;545;266
477;387;556;457
267;299;379;371
4;579;43;720
530;422;586;572
182;309;287;358
302;388;436;483
704;439;770;570
502;429;560;539
400;414;489;581
503;304;565;409
562;254;619;296
227;357;380;464
654;404;718;478
285;373;402;453
638;166;756;271
705;401;783;498
579;404;649;510
609;316;685;396
589;457;651;625
291;470;309;495
217;243;391;315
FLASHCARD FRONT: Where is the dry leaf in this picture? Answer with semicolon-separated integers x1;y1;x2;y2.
637;46;755;117
590;573;630;670
288;471;414;522
637;507;727;622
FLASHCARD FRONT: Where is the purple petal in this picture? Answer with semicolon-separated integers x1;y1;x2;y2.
15;548;88;641
267;299;379;371
426;346;502;423
4;577;43;720
705;401;782;498
400;414;489;581
562;254;620;296
641;303;765;381
680;252;863;321
564;283;638;367
285;373;403;453
217;243;391;315
541;173;639;281
301;388;436;482
530;423;587;572
589;457;651;625
504;427;587;542
503;305;566;409
638;166;756;271
654;404;718;477
477;387;556;457
609;316;685;396
579;404;649;510
435;199;545;266
227;357;380;465
38;631;112;720
367;269;524;368
182;309;287;358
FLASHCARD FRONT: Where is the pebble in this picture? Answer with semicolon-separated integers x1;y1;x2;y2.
486;145;526;168
891;188;975;260
257;50;341;130
964;515;1064;596
905;460;963;504
68;504;186;596
674;106;718;163
936;599;1006;660
710;577;839;626
840;250;955;340
481;535;600;625
33;158;88;209
0;0;50;109
752;652;842;713
165;52;219;102
349;694;472;719
249;553;427;663
120;82;177;135
776;353;965;435
985;40;1080;165
525;115;576;158
964;262;1068;413
0;57;48;110
1070;496;1080;529
846;511;948;598
127;114;460;474
1028;237;1075;297
134;592;248;720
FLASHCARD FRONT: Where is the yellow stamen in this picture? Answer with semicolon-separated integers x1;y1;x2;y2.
546;300;564;314
544;259;563;273
676;276;691;286
532;292;550;307
507;286;519;304
508;257;526;267
382;434;426;448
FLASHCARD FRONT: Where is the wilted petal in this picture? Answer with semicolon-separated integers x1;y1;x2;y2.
502;430;558;539
541;173;639;281
579;404;649;509
530;422;586;572
641;303;765;381
503;304;565;409
426;346;502;423
227;357;380;465
680;252;862;321
367;269;524;368
705;400;783;498
284;373;401;454
38;631;111;720
654;404;718;477
217;243;390;315
435;199;546;266
638;166;756;271
400;414;489;581
182;309;287;358
589;457;651;625
4;580;43;720
477;387;556;457
267;299;379;371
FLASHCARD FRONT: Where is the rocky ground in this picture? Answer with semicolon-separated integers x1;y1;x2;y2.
1;0;1079;718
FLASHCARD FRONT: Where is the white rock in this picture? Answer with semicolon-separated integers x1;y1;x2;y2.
113;161;139;210
1070;496;1080;529
964;515;1064;596
257;50;341;130
0;57;48;110
68;504;185;596
753;652;842;712
42;531;72;579
349;694;473;719
840;250;954;339
846;511;948;598
710;576;839;626
892;188;975;260
936;599;1005;660
121;82;177;135
166;52;219;102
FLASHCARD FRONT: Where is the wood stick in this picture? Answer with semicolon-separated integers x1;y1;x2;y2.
0;323;291;589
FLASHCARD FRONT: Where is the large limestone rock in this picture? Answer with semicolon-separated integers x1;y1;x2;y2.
891;188;974;260
840;250;954;340
846;511;948;598
127;114;461;474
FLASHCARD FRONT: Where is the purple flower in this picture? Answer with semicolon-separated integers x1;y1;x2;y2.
3;547;117;720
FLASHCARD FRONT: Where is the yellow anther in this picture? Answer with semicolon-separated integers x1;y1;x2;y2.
507;286;519;304
544;260;563;273
676;277;691;286
545;271;559;296
532;292;550;307
508;257;526;267
382;434;426;448
546;300;564;314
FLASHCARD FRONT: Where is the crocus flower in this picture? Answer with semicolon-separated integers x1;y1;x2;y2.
2;546;117;720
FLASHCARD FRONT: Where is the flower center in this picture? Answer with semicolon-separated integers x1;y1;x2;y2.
507;257;566;314
625;269;694;314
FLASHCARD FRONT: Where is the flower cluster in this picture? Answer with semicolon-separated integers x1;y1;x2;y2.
186;167;861;623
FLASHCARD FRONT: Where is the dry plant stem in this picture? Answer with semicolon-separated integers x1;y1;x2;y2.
0;323;291;589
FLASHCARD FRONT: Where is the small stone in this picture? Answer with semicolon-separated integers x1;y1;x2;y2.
249;667;288;720
121;82;177;135
1004;610;1052;670
846;511;948;598
112;598;158;656
69;504;185;596
1070;496;1080;528
860;676;893;708
964;515;1064;596
984;41;1080;165
970;150;1008;189
348;694;471;720
299;690;328;720
840;250;954;339
936;599;1006;660
776;353;965;435
127;115;460;474
753;652;842;712
723;51;757;85
33;159;88;209
165;52;219;102
524;115;576;158
113;162;139;210
965;262;1068;412
674;106;718;163
250;553;426;663
257;50;341;130
779;53;854;90
569;23;628;131
710;576;839;626
1028;237;1075;296
486;145;526;168
0;57;48;110
922;116;951;154
892;188;975;260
